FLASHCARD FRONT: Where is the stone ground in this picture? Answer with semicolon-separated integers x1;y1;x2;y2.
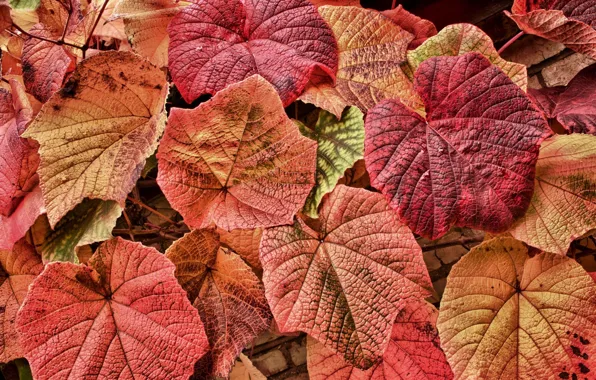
225;31;596;380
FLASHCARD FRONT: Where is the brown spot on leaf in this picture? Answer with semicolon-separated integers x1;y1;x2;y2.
571;345;582;357
60;78;80;98
559;372;569;379
579;363;590;374
580;336;590;345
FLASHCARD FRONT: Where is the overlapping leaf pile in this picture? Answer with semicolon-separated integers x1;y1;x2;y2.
1;0;596;379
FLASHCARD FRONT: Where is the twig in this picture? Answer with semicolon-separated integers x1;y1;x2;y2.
391;0;397;9
126;196;179;225
12;23;82;50
121;210;135;241
497;31;524;55
82;0;110;58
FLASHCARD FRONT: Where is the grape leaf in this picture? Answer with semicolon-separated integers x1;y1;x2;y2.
382;5;437;49
299;5;420;119
0;186;44;250
0;79;38;217
506;0;596;60
407;24;528;90
437;236;596;380
166;229;272;378
0;239;42;363
157;75;316;231
114;0;187;67
219;227;263;273
260;184;432;369
298;106;365;218
16;237;209;379
167;0;338;106
509;134;596;254
22;51;168;228
530;64;596;134
307;299;453;380
41;199;121;263
364;52;550;239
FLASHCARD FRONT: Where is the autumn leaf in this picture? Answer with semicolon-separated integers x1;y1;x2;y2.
309;0;360;6
41;199;121;263
509;134;596;254
114;0;187;67
382;5;437;49
219;227;263;273
437;236;596;379
407;24;527;90
506;0;596;60
298;106;365;218
260;185;432;369
166;229;272;378
364;52;550;239
23;51;168;228
307;299;453;380
157;75;316;231
299;5;420;119
0;239;43;363
529;64;596;134
167;0;338;106
0;79;38;217
16;237;209;379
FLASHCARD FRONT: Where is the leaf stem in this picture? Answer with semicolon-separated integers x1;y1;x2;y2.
82;0;110;58
12;23;82;50
126;196;180;226
391;0;397;9
14;359;33;380
497;31;524;55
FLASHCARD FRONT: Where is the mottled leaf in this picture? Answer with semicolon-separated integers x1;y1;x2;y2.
437;236;596;380
167;0;338;106
509;134;596;254
16;237;209;379
382;5;437;49
0;79;38;217
300;6;419;119
407;24;527;90
299;106;364;218
364;53;550;239
506;0;596;60
307;299;453;380
0;239;42;363
166;229;272;378
157;75;316;231
219;227;263;273
531;64;596;134
0;186;44;250
114;0;187;67
22;51;168;227
260;185;432;369
41;199;121;263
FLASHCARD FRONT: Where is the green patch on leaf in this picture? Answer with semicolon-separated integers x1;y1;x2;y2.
9;0;39;10
298;107;365;218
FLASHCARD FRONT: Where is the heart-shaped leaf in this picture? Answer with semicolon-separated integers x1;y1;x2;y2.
16;237;209;379
407;23;527;90
437;236;596;380
299;106;365;218
299;6;419;118
167;0;338;106
307;299;453;379
0;239;43;363
166;229;272;378
260;184;432;369
506;0;596;60
157;75;317;231
23;51;168;228
364;52;550;239
509;134;596;254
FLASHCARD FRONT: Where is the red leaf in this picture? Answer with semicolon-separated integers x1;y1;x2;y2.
0;79;39;217
0;186;44;250
260;185;432;369
307;300;453;380
167;0;338;106
157;75;317;231
530;64;596;135
382;5;437;49
166;229;272;378
364;52;550;239
0;239;43;363
507;0;596;60
16;237;209;379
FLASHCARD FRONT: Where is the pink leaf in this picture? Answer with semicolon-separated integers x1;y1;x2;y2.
16;237;209;379
167;0;338;106
0;186;45;250
382;5;437;49
364;52;550;239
